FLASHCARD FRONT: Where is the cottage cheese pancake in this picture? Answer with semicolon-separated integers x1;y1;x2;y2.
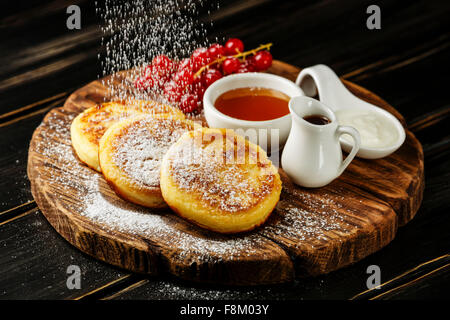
160;128;282;233
99;115;196;208
71;100;185;171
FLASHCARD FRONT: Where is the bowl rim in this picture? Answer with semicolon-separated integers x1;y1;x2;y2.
203;72;304;127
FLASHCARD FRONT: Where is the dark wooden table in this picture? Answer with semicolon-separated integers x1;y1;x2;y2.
0;0;449;300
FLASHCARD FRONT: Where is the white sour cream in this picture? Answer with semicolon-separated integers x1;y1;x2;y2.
335;108;399;149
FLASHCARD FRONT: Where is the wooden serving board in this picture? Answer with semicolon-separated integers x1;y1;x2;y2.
27;61;424;285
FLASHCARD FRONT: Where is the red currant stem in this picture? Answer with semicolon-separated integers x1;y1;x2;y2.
193;43;273;78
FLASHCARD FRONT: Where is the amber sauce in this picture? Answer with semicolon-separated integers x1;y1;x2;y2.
303;115;330;125
214;87;290;121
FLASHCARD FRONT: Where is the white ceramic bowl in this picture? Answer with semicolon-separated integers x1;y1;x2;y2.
203;73;304;151
337;105;406;159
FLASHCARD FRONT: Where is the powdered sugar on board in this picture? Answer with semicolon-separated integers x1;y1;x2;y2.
264;199;351;247
81;180;269;262
32;110;275;262
32;108;354;265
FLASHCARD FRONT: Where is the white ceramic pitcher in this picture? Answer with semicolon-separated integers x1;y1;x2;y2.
281;96;361;188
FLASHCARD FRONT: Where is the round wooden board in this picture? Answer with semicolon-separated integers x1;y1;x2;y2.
27;61;424;285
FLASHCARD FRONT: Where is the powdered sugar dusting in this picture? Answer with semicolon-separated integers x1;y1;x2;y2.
264;199;350;246
82;179;265;261
111;117;192;188
166;130;277;213
33;111;268;262
32;109;357;266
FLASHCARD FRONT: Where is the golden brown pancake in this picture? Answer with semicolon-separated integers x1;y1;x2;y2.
160;127;282;233
99;114;197;208
70;100;185;171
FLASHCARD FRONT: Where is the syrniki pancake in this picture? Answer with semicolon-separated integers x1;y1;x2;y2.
70;100;185;171
160;127;282;233
99;114;197;208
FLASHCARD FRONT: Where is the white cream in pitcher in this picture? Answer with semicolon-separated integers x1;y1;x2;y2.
335;108;399;149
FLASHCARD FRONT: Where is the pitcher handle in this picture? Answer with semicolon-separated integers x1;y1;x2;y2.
336;125;361;176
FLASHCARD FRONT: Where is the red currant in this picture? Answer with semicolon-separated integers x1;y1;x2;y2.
203;69;222;87
191;47;211;71
152;55;174;71
135;77;145;90
163;80;183;103
192;83;206;101
207;62;221;72
179;93;200;113
222;57;241;74
188;75;206;98
178;58;193;72
253;50;272;71
172;68;194;86
242;57;257;72
196;87;206;101
224;38;244;55
143;64;153;77
236;67;249;73
136;66;161;91
170;60;179;73
208;44;225;59
143;59;175;90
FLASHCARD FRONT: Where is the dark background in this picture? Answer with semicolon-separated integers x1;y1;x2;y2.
0;0;449;300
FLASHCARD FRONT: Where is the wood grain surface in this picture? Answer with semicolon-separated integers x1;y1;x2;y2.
27;60;424;285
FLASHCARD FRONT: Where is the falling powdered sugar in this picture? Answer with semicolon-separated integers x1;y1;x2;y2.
96;0;217;103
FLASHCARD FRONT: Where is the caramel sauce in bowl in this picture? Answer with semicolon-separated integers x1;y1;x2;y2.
203;73;304;152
